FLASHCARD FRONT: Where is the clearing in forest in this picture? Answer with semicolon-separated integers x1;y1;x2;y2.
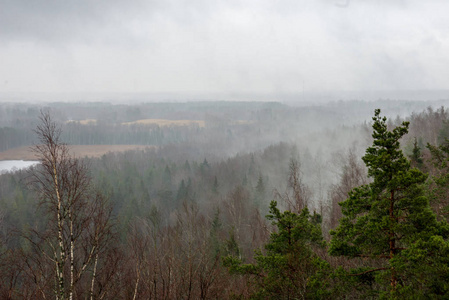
122;119;205;127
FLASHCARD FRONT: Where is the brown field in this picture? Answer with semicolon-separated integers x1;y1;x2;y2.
231;120;253;125
66;119;97;125
122;119;205;127
0;145;153;161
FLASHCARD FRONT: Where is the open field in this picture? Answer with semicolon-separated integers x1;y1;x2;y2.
67;119;97;125
122;119;206;127
0;145;153;161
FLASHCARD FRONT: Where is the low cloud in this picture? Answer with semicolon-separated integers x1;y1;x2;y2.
1;0;449;97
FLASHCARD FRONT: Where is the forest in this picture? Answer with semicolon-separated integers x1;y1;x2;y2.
1;100;449;299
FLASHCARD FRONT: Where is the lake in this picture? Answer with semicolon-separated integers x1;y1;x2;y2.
0;160;40;174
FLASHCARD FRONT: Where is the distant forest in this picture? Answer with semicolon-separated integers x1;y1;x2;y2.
1;100;449;299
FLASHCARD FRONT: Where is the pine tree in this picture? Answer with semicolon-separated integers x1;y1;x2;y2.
409;137;424;169
176;179;187;201
254;174;266;208
212;175;219;195
224;201;329;299
330;109;449;298
427;140;449;218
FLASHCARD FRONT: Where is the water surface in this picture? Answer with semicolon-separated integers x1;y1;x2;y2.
0;160;39;174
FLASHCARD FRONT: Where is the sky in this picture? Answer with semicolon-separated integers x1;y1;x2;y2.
1;0;449;101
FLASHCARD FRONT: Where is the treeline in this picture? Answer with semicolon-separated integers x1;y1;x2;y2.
2;100;448;154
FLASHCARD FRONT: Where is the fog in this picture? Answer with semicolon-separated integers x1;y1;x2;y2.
3;2;449;297
1;1;449;101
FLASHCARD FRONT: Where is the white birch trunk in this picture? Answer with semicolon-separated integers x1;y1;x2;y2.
90;253;99;300
53;158;65;300
69;211;74;300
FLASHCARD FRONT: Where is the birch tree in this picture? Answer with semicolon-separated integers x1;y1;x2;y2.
26;111;115;300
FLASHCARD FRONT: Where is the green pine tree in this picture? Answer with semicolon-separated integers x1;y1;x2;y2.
224;201;330;299
254;174;266;208
210;208;223;258
427;139;449;220
330;109;449;298
213;175;219;195
176;179;187;201
409;137;424;169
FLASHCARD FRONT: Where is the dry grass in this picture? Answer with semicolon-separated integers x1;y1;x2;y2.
0;145;153;161
231;120;253;125
66;119;97;125
122;119;205;127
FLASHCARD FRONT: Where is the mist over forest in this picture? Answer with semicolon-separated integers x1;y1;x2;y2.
1;98;449;298
3;0;449;298
1;99;448;211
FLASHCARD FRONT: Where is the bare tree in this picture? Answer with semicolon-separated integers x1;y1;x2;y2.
329;148;368;229
274;158;312;213
25;111;115;300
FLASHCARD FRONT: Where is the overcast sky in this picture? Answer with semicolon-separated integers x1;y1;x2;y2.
1;0;449;100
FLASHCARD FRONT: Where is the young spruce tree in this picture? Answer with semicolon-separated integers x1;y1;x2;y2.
224;201;329;299
330;109;449;298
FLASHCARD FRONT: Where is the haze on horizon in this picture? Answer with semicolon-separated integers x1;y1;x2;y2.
1;0;449;102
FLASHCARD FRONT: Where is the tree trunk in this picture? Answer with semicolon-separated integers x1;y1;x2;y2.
389;190;396;290
53;157;65;300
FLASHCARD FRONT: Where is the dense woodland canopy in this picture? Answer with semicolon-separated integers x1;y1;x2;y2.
1;100;449;298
